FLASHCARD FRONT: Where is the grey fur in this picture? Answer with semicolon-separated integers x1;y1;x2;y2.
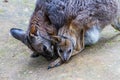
46;0;118;29
85;26;101;45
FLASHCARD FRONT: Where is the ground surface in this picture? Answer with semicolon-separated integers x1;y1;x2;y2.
0;0;120;80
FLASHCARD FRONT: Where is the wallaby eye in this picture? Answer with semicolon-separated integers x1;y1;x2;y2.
59;48;63;53
67;49;72;54
43;45;47;51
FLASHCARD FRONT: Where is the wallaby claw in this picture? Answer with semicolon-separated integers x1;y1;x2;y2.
47;58;63;69
112;18;120;31
30;52;40;58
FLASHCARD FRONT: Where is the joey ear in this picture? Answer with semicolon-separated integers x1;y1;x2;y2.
51;36;61;43
10;28;26;43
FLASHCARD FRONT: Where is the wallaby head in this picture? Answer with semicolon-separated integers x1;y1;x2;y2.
51;24;78;62
51;21;85;62
10;10;55;58
51;35;74;62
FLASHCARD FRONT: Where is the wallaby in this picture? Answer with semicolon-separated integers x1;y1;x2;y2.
10;0;120;69
48;0;120;69
10;0;58;60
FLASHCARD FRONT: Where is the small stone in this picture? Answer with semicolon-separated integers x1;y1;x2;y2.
1;63;4;65
23;71;27;75
24;8;29;12
4;0;8;2
29;71;33;74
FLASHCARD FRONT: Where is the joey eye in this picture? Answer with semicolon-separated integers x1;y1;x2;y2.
59;48;63;53
67;49;72;54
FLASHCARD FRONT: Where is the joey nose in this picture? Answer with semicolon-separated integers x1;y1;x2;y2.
63;53;68;62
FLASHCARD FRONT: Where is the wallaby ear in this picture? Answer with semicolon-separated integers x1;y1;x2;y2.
10;28;26;43
30;25;37;36
51;36;61;43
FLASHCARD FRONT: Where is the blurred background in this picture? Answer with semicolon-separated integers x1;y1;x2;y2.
0;0;120;80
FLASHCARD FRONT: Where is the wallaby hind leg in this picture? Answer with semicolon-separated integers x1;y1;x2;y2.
111;17;120;31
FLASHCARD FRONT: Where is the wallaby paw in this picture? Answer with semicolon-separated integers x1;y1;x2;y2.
41;55;53;61
30;52;40;58
112;18;120;31
47;58;62;69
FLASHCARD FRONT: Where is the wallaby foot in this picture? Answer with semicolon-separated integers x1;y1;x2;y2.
48;58;63;69
111;17;120;31
85;25;101;46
